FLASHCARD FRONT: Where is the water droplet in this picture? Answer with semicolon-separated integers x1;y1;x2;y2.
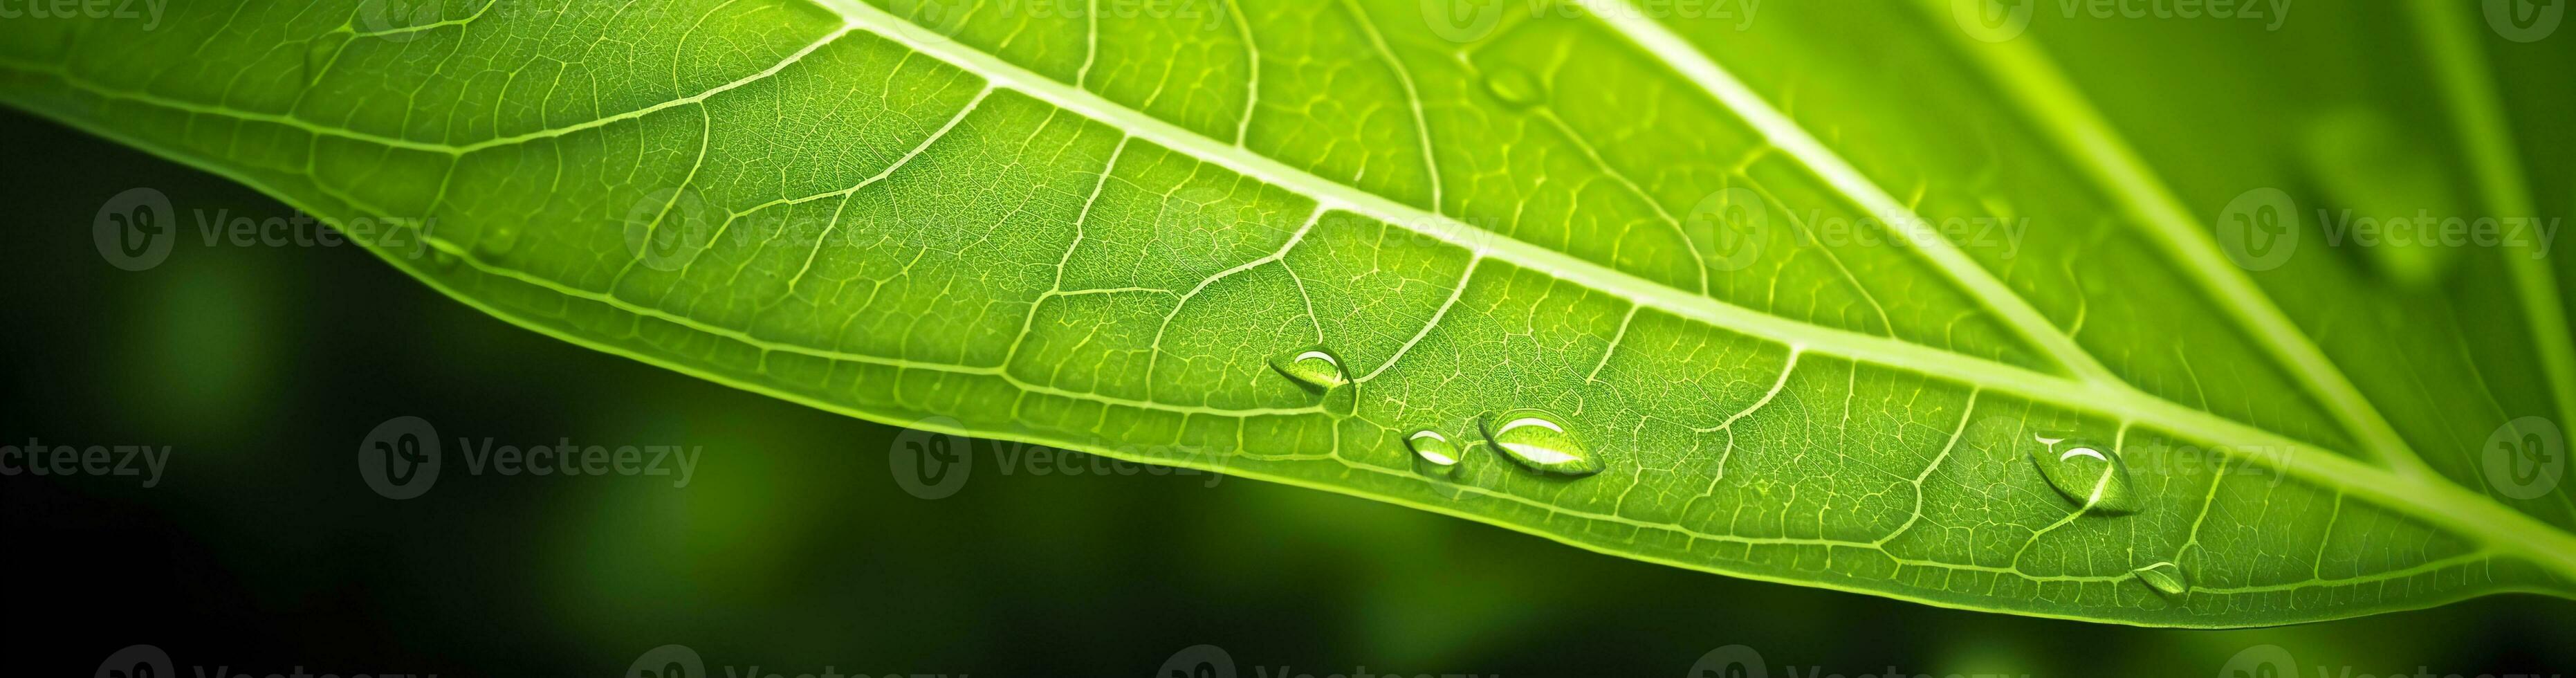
1481;408;1601;476
2029;434;2136;514
1483;67;1544;107
1406;430;1462;470
477;223;522;255
2131;561;2188;597
304;31;353;86
1269;347;1347;392
427;248;461;270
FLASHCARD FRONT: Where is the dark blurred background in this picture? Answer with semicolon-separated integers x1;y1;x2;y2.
3;106;2572;677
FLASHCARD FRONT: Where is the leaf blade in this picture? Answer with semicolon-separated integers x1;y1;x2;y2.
5;0;2571;627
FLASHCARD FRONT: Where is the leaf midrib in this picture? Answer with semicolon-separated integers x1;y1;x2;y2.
809;0;2576;579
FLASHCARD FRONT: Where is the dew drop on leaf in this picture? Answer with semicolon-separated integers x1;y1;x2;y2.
1269;347;1347;392
478;223;522;255
1406;430;1463;471
2028;434;2137;514
1481;408;1601;476
1483;67;1544;107
2131;561;2188;597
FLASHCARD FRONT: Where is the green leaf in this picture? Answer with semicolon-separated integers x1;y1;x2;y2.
5;0;2572;627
